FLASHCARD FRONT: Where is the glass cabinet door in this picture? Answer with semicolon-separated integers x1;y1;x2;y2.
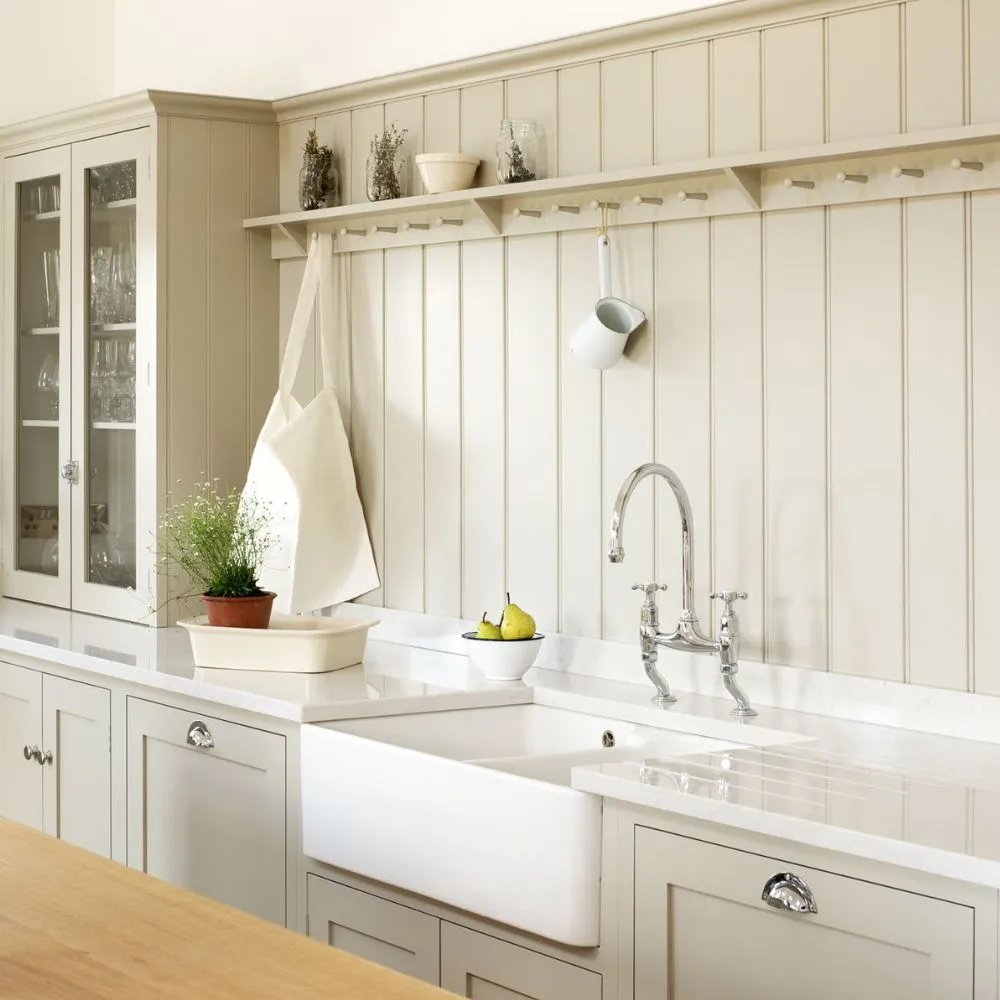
71;130;150;619
2;147;72;607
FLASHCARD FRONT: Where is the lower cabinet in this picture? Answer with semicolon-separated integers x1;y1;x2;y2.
440;922;603;1000
307;875;440;983
0;662;111;856
306;874;602;999
126;698;286;925
633;825;976;999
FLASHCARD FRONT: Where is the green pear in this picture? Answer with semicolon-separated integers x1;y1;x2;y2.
500;592;536;640
476;612;503;640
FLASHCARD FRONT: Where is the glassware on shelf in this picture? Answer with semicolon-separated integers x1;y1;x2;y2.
39;181;60;213
90;161;136;206
37;353;59;418
89;336;135;423
90;246;113;324
42;248;60;326
496;119;540;184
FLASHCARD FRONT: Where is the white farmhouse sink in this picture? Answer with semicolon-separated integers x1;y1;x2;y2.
301;704;735;946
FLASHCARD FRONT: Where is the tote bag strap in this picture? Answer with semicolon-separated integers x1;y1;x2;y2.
315;232;338;390
277;234;323;398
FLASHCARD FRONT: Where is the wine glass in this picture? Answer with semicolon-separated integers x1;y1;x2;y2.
37;353;58;418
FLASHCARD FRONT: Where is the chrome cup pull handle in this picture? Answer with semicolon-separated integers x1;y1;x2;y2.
761;872;818;914
186;721;214;749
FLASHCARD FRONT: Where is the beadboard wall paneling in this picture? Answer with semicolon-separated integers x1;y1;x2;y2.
828;201;904;681
277;0;1000;692
559;231;603;637
970;192;1000;696
460;240;506;620
655;43;710;164
711;215;764;660
653;220;712;633
762;21;825;149
423;243;462;618
827;6;901;141
763;209;827;671
905;195;968;690
711;32;762;156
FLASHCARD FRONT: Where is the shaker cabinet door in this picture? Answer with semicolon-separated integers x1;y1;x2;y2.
41;673;111;857
440;922;602;1000
307;875;441;985
126;698;287;925
0;662;43;830
633;826;975;1000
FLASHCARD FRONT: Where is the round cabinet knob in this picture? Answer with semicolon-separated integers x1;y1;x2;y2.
37;749;53;766
23;745;39;762
761;873;818;914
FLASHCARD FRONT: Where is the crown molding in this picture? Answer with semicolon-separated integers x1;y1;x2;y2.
273;0;892;122
0;90;275;157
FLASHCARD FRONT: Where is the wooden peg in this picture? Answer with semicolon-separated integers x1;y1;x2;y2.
551;204;580;214
892;166;924;178
401;222;429;231
371;225;398;234
633;195;663;206
836;172;868;184
339;228;367;237
952;158;984;172
677;191;708;202
590;200;620;210
437;217;464;227
512;208;541;218
783;178;815;190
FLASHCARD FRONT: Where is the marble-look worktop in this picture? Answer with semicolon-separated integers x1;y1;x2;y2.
6;595;1000;891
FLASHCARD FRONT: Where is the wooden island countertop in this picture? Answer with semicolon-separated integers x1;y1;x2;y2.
0;819;450;999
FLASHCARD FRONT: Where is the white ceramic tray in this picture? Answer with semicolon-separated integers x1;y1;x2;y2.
178;614;379;673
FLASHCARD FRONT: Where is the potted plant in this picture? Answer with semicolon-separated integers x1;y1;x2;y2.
157;481;276;628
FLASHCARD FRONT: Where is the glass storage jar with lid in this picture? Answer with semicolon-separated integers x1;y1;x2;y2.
496;119;540;184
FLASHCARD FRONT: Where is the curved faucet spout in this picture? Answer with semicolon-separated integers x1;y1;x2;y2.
608;462;696;614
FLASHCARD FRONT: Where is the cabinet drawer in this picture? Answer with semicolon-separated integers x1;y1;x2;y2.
126;699;286;924
307;875;440;984
441;922;601;1000
634;826;974;999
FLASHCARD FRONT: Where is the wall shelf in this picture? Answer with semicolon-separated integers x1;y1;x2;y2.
245;121;1000;258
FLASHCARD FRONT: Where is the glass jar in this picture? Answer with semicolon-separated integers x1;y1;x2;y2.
496;119;540;184
298;151;339;211
366;152;406;202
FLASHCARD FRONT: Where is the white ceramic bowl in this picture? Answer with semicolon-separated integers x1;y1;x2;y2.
416;153;480;193
462;632;544;681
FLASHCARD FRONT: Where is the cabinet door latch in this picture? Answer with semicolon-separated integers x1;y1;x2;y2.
60;461;79;484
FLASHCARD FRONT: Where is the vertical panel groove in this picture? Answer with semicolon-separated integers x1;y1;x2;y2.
824;205;833;673
901;200;910;683
965;193;975;691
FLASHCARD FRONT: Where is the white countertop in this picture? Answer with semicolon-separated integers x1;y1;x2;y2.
8;596;1000;890
0;599;530;722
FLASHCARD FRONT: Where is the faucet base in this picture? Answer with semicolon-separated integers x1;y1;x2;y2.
651;692;678;707
730;705;758;719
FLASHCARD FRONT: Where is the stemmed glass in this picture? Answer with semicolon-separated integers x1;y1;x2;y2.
37;353;58;418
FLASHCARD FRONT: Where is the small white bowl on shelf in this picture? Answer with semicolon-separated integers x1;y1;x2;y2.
415;153;480;194
461;632;544;681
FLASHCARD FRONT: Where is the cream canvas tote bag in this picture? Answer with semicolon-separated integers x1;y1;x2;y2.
245;232;379;613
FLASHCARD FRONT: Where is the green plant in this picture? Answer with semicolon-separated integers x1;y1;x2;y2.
157;481;274;598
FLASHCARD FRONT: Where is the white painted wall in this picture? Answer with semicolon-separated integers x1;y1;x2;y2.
113;0;729;100
0;0;115;126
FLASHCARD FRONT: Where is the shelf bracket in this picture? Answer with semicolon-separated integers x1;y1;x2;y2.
724;167;762;210
470;198;502;235
276;222;309;254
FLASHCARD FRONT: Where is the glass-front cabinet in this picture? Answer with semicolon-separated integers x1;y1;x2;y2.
3;130;150;620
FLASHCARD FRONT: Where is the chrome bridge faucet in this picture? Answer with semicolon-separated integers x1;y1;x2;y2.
609;462;757;718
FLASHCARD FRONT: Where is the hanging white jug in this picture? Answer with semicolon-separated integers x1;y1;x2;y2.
244;232;379;614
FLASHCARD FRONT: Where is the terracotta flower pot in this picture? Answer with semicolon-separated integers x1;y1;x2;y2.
201;592;276;629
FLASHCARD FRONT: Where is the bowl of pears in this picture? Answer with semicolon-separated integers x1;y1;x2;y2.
462;593;543;681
